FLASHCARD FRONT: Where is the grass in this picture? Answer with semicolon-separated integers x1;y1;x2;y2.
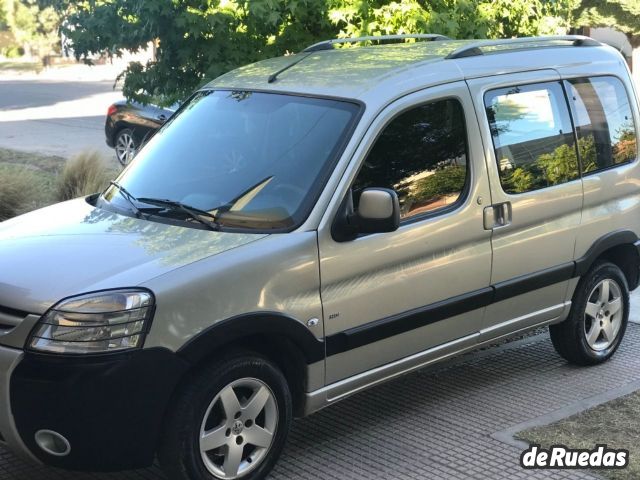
56;151;113;202
0;148;64;219
0;61;42;74
0;148;118;220
518;390;640;480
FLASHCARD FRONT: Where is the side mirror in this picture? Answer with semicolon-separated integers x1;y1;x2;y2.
357;188;401;233
332;187;400;242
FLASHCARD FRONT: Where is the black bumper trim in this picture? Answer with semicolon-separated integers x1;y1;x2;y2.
10;347;189;472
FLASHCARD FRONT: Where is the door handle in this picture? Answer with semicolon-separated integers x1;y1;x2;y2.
483;202;512;230
157;114;167;122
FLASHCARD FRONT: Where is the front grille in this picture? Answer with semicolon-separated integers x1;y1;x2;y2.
0;305;28;333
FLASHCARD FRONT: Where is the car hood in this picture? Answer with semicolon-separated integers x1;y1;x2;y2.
0;198;267;314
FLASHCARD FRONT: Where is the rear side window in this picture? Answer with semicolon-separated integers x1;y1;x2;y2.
352;98;468;220
485;82;579;194
566;76;637;173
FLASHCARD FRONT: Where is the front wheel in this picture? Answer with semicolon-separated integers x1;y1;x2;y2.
159;352;292;480
550;261;629;365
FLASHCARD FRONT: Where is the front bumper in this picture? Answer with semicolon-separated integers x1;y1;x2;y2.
0;345;40;463
5;347;189;472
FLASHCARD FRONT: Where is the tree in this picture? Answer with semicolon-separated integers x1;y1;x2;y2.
574;0;640;47
0;2;7;29
4;0;60;58
44;0;576;106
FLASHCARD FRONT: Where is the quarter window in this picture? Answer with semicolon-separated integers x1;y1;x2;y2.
352;99;468;220
485;82;579;194
566;76;637;173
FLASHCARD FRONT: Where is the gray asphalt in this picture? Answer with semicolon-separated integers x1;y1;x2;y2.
0;78;122;158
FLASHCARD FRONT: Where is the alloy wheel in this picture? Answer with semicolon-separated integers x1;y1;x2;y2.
115;132;136;165
584;278;623;351
199;378;278;479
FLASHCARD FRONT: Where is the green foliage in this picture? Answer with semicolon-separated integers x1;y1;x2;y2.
0;1;7;29
414;165;466;201
500;135;594;193
614;128;638;164
578;133;597;173
537;142;579;185
3;0;60;57
575;0;640;47
56;151;113;202
44;0;575;106
504;166;535;193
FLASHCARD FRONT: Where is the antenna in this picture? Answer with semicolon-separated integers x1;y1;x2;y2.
267;52;313;84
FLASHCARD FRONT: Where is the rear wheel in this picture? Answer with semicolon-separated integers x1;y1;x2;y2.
550;261;629;365
114;128;137;166
159;352;292;480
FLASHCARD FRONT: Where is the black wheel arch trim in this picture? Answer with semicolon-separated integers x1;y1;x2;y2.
574;230;639;276
177;312;325;365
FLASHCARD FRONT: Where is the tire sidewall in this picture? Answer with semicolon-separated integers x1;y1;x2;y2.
573;262;629;362
115;128;136;166
176;354;292;480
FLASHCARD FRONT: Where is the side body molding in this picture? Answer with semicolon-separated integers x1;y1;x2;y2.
177;312;325;365
177;231;639;379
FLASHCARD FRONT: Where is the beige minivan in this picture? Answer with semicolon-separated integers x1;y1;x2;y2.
0;34;638;480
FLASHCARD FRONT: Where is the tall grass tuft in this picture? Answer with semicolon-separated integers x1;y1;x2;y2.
56;151;113;202
0;171;32;221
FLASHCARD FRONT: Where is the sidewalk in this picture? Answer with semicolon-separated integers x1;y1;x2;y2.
3;314;640;479
0;66;122;159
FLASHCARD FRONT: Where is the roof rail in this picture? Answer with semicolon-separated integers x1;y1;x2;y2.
303;34;451;53
445;35;600;59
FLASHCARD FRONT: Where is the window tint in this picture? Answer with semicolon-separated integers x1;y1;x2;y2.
352;99;468;220
485;82;579;194
108;91;359;231
567;76;637;173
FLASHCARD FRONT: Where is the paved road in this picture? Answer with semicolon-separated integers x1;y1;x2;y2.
1;297;639;480
0;76;122;158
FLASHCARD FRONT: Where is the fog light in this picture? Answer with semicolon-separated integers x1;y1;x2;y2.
34;430;71;457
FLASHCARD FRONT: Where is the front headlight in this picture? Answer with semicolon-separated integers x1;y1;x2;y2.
28;289;155;354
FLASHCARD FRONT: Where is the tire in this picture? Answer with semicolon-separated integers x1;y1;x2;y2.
158;351;292;480
114;128;137;166
550;261;629;365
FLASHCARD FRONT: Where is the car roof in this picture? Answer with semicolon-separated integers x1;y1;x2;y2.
206;37;624;109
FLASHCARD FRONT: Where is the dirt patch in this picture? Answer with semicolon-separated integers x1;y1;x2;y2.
518;390;640;480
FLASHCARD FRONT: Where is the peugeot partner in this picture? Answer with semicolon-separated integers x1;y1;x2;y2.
0;35;638;480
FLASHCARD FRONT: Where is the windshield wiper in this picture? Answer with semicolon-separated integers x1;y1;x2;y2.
136;197;221;231
109;181;145;217
207;176;275;214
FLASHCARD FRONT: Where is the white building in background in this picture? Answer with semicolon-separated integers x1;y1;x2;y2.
585;27;639;88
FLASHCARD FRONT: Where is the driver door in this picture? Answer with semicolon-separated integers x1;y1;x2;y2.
317;83;493;386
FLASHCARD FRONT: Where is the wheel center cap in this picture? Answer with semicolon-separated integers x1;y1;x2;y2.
231;420;244;435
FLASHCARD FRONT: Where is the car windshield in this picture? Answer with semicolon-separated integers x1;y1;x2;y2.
102;90;360;231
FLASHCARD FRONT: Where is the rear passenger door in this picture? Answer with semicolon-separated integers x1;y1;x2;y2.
560;74;640;261
467;71;583;339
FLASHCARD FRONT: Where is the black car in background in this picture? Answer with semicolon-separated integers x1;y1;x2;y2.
105;100;177;165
